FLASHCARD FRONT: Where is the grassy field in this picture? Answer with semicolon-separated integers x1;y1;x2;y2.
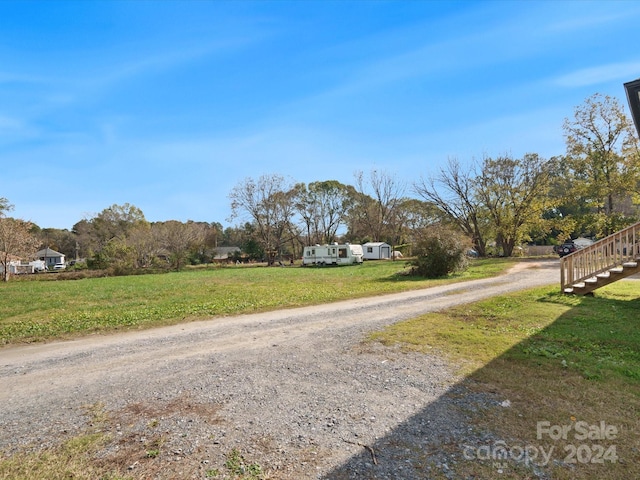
370;281;640;479
0;258;512;346
2;260;638;479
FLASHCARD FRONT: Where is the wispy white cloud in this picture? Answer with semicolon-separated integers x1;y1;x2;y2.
86;38;248;89
306;1;640;109
275;8;555;121
0;113;43;146
546;7;639;33
0;71;47;84
0;114;24;130
553;62;640;88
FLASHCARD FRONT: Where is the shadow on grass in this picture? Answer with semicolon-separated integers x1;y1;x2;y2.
321;290;640;480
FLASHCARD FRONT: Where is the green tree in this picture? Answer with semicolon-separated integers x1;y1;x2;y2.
476;154;554;257
563;93;640;235
385;198;439;258
188;222;221;264
91;203;147;245
76;203;148;269
541;156;589;242
295;180;353;245
415;155;554;257
408;224;469;278
35;227;77;261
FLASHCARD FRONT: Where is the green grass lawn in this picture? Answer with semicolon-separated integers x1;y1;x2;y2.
370;281;640;479
0;258;513;345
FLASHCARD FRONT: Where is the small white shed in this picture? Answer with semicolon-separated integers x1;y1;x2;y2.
362;242;391;260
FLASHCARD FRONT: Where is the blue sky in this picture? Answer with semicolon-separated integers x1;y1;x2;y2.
2;0;639;230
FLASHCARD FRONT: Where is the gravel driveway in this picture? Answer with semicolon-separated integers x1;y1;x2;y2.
0;260;559;479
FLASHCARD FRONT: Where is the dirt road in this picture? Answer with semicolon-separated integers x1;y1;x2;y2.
0;260;559;479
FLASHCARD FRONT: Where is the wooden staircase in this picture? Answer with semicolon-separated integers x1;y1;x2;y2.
561;221;640;295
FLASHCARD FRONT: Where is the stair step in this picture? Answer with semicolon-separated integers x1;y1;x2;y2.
561;222;640;295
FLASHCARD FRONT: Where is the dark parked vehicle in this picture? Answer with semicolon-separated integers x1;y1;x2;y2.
553;241;578;257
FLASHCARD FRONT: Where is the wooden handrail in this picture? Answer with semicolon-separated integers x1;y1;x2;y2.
560;221;640;292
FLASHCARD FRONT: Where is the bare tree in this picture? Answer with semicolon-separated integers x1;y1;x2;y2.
414;158;488;257
228;174;298;265
125;222;157;268
153;221;206;270
352;169;405;242
0;203;41;281
0;197;10;215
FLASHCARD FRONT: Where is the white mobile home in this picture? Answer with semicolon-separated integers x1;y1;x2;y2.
362;242;391;260
302;243;364;266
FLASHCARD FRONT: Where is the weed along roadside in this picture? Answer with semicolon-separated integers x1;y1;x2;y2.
368;282;640;479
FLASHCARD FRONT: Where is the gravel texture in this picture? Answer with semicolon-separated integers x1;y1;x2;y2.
0;260;560;479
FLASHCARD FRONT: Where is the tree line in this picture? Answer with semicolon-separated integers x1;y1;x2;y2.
229;93;640;261
1;93;639;280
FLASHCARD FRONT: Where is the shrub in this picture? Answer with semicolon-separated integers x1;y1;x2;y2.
408;225;469;278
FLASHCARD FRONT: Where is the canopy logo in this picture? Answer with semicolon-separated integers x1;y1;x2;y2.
463;420;619;472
